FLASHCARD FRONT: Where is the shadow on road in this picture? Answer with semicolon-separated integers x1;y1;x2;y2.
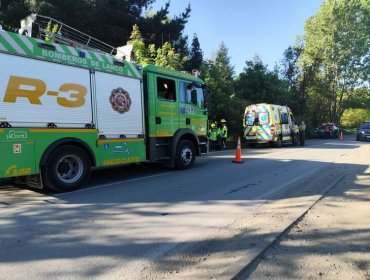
1;139;369;279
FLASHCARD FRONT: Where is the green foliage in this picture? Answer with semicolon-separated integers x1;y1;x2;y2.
0;0;30;31
138;2;191;47
341;108;370;128
235;56;297;113
128;25;185;69
0;0;189;51
185;33;203;72
44;20;58;42
202;42;245;138
301;0;370;124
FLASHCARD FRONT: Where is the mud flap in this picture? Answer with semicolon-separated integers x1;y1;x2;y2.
14;174;44;189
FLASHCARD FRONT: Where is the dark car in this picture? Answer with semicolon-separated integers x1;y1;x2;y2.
314;123;340;139
356;121;370;141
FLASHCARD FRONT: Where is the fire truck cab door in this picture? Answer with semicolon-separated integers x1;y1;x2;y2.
179;81;207;135
153;75;180;137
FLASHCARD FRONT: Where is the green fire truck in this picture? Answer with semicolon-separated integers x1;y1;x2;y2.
0;15;209;192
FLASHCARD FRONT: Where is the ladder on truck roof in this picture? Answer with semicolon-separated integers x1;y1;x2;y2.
19;14;121;56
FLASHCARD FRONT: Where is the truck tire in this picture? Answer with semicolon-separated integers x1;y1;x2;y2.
42;145;91;192
273;135;282;148
175;140;195;170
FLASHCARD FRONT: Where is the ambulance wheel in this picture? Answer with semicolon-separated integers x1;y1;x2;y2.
273;135;282;148
292;134;299;146
42;145;91;192
175;140;195;170
247;143;257;148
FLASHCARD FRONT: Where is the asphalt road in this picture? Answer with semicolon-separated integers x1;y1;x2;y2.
0;136;368;279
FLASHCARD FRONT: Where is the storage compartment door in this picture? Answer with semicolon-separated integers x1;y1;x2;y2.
0;53;92;128
94;72;143;138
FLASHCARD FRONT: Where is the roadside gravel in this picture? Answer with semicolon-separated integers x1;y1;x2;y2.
246;143;370;280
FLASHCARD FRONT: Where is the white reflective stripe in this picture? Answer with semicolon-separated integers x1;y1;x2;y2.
94;53;105;62
1;32;26;55
127;62;141;78
66;46;78;56
84;51;92;60
0;41;7;51
53;43;65;53
17;35;34;53
105;55;113;64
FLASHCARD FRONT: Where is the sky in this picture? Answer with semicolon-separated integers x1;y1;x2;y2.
148;0;324;75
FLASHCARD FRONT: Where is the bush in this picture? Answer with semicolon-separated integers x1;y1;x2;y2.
341;108;370;128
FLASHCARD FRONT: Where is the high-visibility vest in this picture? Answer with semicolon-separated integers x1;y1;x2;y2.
222;125;228;138
209;129;217;141
216;127;222;137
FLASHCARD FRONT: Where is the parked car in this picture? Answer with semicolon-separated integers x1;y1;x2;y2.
356;121;370;141
314;123;340;139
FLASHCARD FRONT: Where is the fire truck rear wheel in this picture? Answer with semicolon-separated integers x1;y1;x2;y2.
42;145;91;192
175;140;195;170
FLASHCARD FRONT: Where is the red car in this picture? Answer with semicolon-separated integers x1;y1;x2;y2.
314;123;340;139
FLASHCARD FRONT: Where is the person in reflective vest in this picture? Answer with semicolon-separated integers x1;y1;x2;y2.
219;119;228;149
208;123;218;151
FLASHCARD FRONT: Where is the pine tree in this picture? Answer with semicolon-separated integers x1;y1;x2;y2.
185;33;203;73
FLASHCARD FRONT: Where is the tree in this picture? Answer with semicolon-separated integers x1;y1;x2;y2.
0;0;190;54
128;24;185;69
301;0;370;124
281;42;310;122
203;42;244;137
138;2;191;47
172;34;189;66
0;0;30;31
235;56;293;109
185;33;203;73
154;41;186;69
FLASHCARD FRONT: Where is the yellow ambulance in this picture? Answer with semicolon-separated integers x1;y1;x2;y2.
243;103;300;147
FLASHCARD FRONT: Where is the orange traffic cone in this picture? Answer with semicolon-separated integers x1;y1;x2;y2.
232;137;244;164
339;131;344;141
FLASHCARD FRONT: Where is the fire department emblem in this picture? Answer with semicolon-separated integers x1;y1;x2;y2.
109;87;132;114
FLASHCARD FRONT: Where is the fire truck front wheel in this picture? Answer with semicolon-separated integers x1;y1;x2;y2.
175;140;196;170
42;145;91;192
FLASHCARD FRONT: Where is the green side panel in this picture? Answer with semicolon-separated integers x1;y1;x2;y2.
0;139;36;178
96;139;146;167
0;128;98;179
155;101;180;137
181;102;207;135
0;128;147;179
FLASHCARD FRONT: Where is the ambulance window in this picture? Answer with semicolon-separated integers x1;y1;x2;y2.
157;77;176;101
259;112;269;125
281;112;289;124
245;112;255;125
